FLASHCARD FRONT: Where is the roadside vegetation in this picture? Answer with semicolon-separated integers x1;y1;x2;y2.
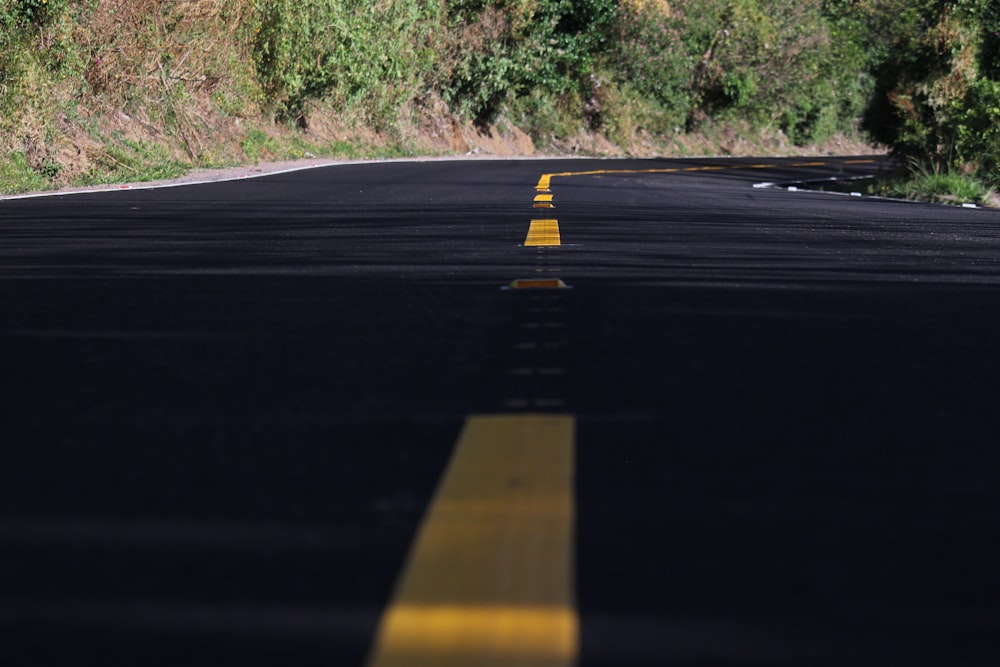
0;0;998;203
881;166;994;206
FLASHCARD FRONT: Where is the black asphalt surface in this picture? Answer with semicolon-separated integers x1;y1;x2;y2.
2;156;1000;666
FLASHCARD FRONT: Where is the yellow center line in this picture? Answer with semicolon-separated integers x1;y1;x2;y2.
366;414;577;667
525;158;876;248
533;158;871;189
525;219;561;247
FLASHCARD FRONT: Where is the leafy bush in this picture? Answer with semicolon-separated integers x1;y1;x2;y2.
4;0;70;28
251;0;441;121
523;0;616;93
1;0;80;132
440;0;616;124
604;0;691;130
954;78;1000;186
885;160;994;205
680;0;859;143
862;0;1000;185
0;13;17;89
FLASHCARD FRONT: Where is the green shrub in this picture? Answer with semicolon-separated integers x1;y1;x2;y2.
675;0;861;142
955;78;1000;186
251;0;441;122
885;160;994;205
1;0;82;134
441;0;616;124
862;0;1000;185
604;0;690;130
4;0;70;28
522;0;616;93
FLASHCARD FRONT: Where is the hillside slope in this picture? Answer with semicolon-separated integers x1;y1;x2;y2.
2;0;880;193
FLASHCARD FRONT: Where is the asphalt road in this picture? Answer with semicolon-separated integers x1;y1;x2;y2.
2;156;1000;666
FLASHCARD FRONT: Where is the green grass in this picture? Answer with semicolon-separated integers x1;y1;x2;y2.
74;140;189;186
319;140;361;159
0;152;52;194
241;128;280;162
883;168;994;206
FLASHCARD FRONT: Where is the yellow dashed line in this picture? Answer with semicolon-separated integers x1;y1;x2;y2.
524;158;875;248
366;415;577;667
525;219;561;247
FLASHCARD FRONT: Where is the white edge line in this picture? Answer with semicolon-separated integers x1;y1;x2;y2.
755;177;994;210
0;155;600;203
5;154;886;202
0;159;381;202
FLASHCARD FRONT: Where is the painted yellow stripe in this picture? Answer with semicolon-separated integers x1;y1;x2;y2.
533;158;874;189
526;159;873;233
525;219;561;247
366;415;577;667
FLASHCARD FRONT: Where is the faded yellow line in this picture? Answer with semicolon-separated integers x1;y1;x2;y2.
525;219;561;246
366;414;577;667
525;159;870;245
533;158;869;189
531;164;751;190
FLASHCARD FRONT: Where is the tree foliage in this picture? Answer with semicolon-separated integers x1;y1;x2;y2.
440;0;616;123
680;0;861;142
862;0;1000;183
250;0;441;121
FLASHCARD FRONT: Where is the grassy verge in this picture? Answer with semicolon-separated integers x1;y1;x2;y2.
877;166;996;207
0;153;51;194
